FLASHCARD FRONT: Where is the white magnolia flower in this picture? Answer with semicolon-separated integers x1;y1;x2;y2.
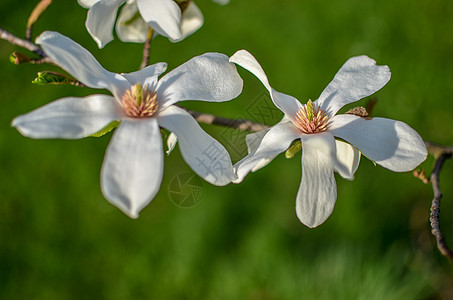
78;0;228;48
13;31;243;218
230;50;427;228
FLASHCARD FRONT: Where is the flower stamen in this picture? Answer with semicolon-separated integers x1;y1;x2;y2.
295;100;329;134
122;83;158;118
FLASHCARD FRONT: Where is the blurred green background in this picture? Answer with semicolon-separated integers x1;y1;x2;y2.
1;0;453;299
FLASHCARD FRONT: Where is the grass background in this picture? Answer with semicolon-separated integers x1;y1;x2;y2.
1;0;453;299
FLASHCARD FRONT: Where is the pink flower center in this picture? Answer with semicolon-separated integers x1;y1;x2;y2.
122;84;158;118
294;100;329;134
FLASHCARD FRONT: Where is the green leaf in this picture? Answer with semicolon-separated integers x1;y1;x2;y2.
32;71;72;85
9;52;30;65
89;121;121;138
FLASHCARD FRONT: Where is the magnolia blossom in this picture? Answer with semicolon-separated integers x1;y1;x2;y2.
78;0;228;48
230;50;427;228
13;31;243;218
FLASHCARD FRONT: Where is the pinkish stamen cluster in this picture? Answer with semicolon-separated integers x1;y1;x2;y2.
294;100;329;134
122;84;158;118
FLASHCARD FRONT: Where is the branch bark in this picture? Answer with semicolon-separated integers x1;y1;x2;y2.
185;109;270;132
0;27;45;57
427;143;453;262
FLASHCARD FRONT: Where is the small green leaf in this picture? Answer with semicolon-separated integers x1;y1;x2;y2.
89;121;121;138
10;52;30;65
32;71;72;85
285;140;302;159
9;54;16;64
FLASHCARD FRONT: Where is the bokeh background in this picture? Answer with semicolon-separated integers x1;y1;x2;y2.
1;0;453;299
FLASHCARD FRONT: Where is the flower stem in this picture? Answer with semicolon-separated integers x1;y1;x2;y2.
140;27;154;70
26;0;53;40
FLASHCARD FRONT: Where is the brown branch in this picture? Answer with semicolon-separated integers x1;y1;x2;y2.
140;28;154;70
425;141;453;158
0;27;45;56
26;0;53;40
429;151;453;262
185;109;270;132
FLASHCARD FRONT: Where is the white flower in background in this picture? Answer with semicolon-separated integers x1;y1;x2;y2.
212;0;229;4
230;50;427;228
12;31;242;218
78;0;229;48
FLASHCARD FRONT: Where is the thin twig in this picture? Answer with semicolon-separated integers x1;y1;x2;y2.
185;109;270;132
425;141;453;158
140;28;154;70
26;0;52;40
429;151;453;262
0;27;45;57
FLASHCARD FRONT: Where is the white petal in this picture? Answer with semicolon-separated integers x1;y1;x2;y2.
78;0;100;9
157;106;236;186
156;52;243;108
116;2;149;43
101;118;163;218
121;62;167;85
329;114;427;172
137;0;182;41
229;50;302;123
36;31;129;98
300;132;350;177
246;129;268;154
86;0;125;48
212;0;229;5
335;140;361;180
296;135;337;228
315;56;391;117
245;116;290;154
179;2;203;40
166;132;178;155
233;120;300;183
12;95;121;139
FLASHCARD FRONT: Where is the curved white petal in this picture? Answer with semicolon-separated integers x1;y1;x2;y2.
335;140;361;180
315;56;391;118
86;0;125;48
229;50;302;123
137;0;182;41
12;95;121;139
36;31;129;98
156;53;243;108
296;134;337;228
166;132;178;155
246;129;268;154
300;132;349;177
245;116;291;154
157;106;236;186
121;62;167;85
179;2;203;40
101;118;163;218
116;2;149;43
329;114;427;172
78;0;100;9
233;120;300;183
